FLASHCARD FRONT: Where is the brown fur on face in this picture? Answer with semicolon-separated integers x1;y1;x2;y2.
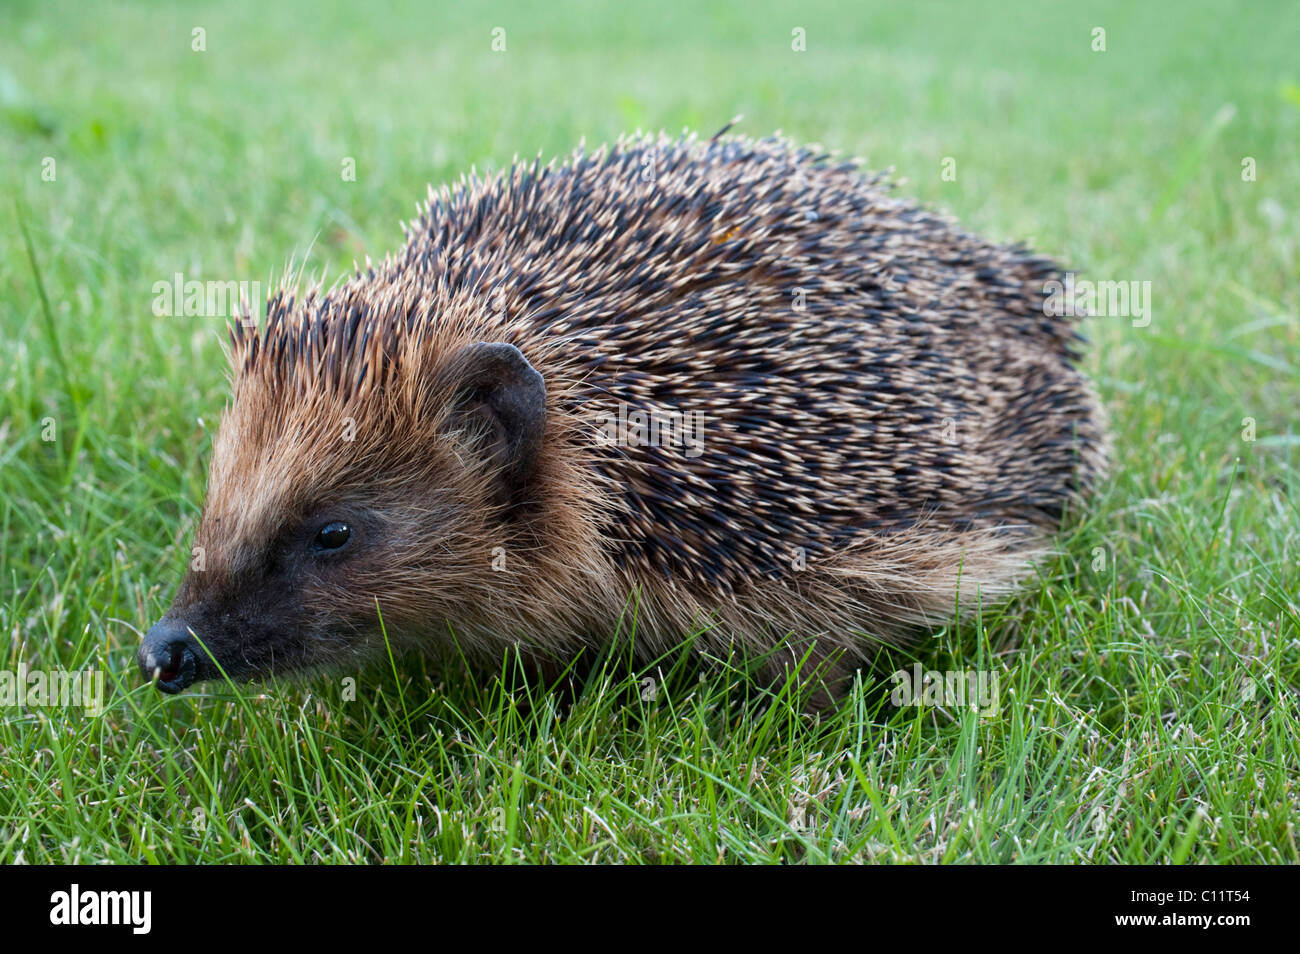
144;129;1107;700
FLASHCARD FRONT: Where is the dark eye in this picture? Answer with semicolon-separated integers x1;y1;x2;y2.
314;521;352;551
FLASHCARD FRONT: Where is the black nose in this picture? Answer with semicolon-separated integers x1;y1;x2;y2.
138;619;199;693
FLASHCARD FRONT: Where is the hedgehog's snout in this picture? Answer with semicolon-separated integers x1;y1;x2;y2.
139;618;199;693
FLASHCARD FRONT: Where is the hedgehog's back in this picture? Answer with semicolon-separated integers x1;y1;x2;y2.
377;133;1107;610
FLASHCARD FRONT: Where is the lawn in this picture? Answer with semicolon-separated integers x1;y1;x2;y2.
1;0;1297;863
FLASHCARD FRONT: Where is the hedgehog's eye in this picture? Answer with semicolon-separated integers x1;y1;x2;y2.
314;521;352;551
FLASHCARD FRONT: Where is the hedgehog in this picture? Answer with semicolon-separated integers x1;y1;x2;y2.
138;128;1108;706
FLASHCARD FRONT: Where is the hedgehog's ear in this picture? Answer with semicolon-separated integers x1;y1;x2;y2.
440;342;547;509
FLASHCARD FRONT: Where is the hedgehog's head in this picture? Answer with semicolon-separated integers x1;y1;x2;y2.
139;294;549;693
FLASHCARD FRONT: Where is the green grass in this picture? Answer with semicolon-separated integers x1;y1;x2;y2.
1;0;1297;864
